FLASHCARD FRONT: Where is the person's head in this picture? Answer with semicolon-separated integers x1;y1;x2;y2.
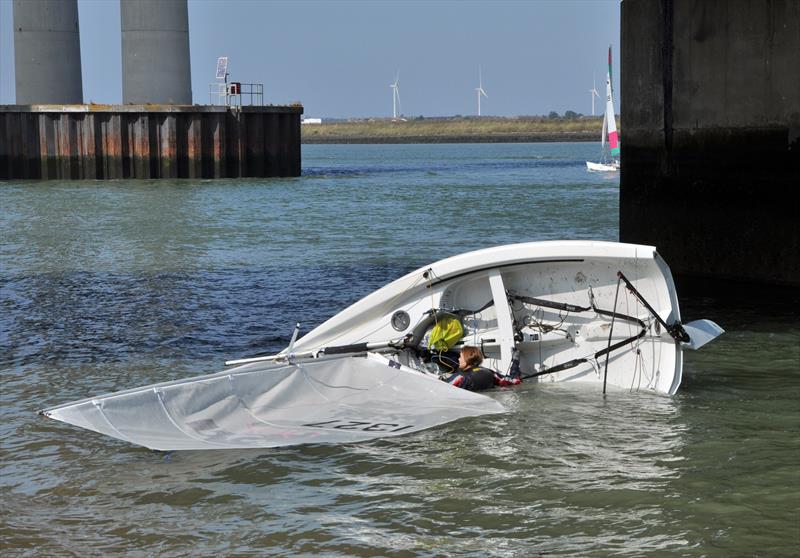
458;346;483;369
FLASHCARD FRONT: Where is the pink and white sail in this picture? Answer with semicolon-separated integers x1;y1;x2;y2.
605;45;620;158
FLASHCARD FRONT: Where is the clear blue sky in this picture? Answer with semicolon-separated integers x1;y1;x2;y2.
0;0;620;118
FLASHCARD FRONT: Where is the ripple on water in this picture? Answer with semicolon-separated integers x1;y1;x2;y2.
2;144;798;556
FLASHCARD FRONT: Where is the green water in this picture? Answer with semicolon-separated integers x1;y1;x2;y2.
1;143;798;556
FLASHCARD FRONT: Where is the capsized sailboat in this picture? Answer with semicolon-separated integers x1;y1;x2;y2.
587;45;620;172
42;241;723;451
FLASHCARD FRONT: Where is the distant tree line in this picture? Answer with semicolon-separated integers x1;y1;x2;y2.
321;114;602;122
548;110;586;119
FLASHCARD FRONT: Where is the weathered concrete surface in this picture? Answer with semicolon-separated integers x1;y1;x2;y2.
0;105;302;179
13;0;83;104
121;0;192;104
620;0;800;287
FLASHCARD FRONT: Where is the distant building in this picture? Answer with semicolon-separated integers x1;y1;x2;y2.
302;118;322;125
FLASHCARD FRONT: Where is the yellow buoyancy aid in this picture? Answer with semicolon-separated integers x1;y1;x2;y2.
428;316;464;352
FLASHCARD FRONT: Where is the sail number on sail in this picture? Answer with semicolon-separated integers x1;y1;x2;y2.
302;420;415;432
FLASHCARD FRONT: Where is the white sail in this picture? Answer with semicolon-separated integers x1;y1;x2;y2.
601;111;607;150
42;353;505;451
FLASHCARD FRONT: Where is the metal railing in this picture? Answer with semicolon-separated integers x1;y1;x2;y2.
208;82;264;106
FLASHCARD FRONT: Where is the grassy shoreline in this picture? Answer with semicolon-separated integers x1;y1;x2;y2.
301;116;609;144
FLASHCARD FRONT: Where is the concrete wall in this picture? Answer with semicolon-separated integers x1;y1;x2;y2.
620;0;800;287
0;105;302;180
13;0;83;104
121;0;192;104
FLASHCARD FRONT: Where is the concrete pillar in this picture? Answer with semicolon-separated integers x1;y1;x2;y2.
13;0;83;104
121;0;192;104
620;0;800;288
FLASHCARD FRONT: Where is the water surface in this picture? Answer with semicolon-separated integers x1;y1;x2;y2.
2;143;798;556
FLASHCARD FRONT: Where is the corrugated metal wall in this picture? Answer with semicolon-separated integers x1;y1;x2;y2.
0;106;302;180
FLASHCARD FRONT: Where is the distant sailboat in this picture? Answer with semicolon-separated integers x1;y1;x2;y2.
586;46;620;172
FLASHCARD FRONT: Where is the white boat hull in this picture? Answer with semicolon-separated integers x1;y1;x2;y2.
586;161;619;172
42;241;722;450
288;241;690;396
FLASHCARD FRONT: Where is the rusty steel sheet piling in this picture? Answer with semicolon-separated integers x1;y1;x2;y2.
0;104;302;180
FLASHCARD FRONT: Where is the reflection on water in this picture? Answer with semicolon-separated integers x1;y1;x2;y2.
2;144;798;556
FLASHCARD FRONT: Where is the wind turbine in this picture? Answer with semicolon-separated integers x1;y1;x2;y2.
475;67;488;116
589;71;600;116
390;71;401;119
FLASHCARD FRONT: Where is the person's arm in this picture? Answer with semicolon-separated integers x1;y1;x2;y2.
442;372;466;388
493;349;522;386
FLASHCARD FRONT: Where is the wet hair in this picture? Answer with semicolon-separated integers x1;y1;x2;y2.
461;346;483;368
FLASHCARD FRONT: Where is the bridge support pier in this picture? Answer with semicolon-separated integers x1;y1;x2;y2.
620;0;799;287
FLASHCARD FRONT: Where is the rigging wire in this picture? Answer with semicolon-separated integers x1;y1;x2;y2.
603;275;623;394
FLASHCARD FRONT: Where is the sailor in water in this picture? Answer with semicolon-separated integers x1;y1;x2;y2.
442;345;522;391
